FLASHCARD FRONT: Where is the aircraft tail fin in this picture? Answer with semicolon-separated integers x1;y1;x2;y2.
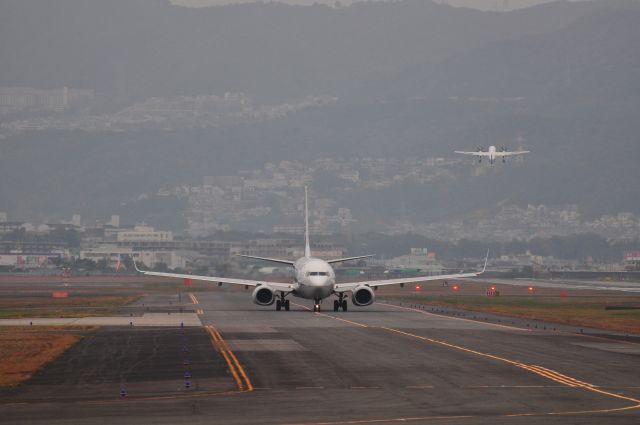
304;186;311;258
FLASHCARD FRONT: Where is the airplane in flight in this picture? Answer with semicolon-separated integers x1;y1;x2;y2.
134;188;487;312
455;145;530;165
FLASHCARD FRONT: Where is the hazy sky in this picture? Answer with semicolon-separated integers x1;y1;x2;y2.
171;0;589;12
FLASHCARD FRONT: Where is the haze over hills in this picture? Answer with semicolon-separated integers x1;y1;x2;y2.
0;0;639;239
172;0;589;12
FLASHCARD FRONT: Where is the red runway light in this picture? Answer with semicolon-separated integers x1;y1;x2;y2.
452;285;459;291
528;286;535;292
415;284;422;291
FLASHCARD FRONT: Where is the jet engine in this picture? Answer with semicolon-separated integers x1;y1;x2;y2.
252;285;275;306
351;285;375;307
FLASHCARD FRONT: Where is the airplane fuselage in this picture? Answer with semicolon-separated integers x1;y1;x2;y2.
487;145;497;163
292;257;336;301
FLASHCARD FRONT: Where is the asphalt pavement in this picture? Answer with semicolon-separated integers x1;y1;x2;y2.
1;288;639;425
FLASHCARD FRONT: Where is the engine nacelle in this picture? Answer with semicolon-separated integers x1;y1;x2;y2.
252;285;275;306
351;285;375;307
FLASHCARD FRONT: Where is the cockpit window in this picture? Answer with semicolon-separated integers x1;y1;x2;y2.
307;271;328;276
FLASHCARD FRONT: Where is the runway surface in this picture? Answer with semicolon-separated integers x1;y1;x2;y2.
1;288;639;424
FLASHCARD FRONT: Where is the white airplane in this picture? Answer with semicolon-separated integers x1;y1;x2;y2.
134;188;487;312
455;145;530;165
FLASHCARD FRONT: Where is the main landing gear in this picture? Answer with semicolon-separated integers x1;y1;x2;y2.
275;292;290;311
333;294;348;312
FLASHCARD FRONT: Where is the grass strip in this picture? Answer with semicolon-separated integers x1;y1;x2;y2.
391;295;640;334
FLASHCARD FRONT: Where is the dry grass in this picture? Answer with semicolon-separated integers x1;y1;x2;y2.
0;296;140;319
0;327;89;387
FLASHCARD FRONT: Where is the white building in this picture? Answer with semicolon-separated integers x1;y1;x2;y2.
116;225;173;243
109;215;120;228
80;246;185;269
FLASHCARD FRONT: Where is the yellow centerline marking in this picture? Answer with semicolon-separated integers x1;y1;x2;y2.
209;325;254;392
284;415;475;425
297;303;640;422
291;301;369;327
381;327;640;406
317;312;368;328
205;325;243;391
291;301;312;311
197;309;204;315
189;293;199;304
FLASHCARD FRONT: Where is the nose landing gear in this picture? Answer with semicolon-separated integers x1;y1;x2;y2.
313;298;321;313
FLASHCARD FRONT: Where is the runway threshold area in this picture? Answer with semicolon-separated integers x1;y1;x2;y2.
1;290;638;425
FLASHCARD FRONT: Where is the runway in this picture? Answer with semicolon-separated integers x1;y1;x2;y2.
1;288;639;424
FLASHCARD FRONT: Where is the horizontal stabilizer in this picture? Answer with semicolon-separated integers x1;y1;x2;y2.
326;254;374;264
236;254;295;266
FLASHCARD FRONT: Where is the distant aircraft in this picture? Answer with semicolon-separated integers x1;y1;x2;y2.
455;145;530;164
134;188;487;312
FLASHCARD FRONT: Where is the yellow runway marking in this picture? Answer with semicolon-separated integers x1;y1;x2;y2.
317;312;368;328
209;325;254;392
462;385;563;389
291;301;369;328
284;415;475;425
298;305;640;423
189;293;199;304
80;325;253;405
205;325;253;392
381;327;640;406
291;302;312;311
196;309;204;315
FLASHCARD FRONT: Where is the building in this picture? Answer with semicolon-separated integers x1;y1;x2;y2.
0;253;60;269
0;87;94;112
109;215;120;228
0;212;7;223
116;225;173;243
79;246;185;269
232;238;344;261
624;251;640;271
387;248;445;275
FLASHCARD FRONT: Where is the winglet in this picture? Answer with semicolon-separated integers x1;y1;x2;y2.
480;250;489;274
132;256;144;273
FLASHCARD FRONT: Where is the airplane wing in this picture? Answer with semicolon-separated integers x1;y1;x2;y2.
454;151;487;156
493;150;530;157
133;260;294;291
326;255;375;264
333;252;488;292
